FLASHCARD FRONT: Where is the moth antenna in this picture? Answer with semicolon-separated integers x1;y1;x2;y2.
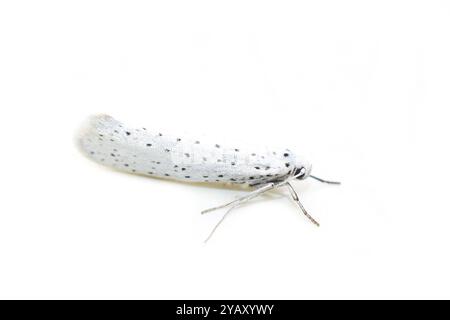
309;175;341;185
285;182;320;227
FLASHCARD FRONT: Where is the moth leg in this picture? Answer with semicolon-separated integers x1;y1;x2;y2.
204;202;241;243
201;183;275;214
248;178;284;188
203;182;280;242
285;182;320;227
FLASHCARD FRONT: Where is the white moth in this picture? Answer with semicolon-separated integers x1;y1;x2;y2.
78;114;339;241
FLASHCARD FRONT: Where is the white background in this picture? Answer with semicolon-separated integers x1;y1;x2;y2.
0;1;449;299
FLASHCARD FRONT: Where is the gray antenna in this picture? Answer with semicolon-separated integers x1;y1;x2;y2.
309;175;341;185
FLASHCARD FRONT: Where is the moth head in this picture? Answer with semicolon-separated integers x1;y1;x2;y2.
293;160;312;180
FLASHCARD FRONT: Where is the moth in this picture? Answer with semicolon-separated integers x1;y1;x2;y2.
78;114;340;241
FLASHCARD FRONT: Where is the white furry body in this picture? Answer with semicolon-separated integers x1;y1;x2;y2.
78;115;312;186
